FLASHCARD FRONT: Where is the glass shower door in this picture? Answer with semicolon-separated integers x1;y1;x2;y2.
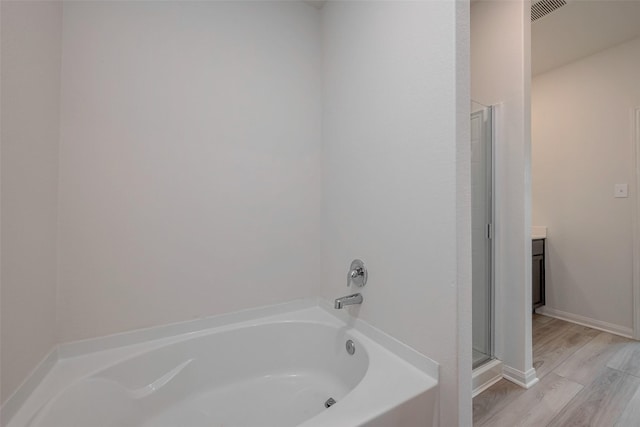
471;101;493;369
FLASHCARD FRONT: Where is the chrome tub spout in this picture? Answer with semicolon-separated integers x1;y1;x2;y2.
334;293;363;309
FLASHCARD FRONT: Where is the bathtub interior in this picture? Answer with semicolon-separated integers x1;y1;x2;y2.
26;322;370;427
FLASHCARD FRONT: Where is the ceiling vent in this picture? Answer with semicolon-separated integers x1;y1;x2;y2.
531;0;567;22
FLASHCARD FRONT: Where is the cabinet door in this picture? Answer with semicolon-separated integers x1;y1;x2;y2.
532;254;544;308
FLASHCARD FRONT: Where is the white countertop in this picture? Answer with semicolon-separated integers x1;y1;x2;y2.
532;226;547;240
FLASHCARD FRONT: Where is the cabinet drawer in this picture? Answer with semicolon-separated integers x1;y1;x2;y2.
532;239;545;256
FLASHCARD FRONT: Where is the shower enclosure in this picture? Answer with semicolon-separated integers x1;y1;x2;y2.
471;101;494;369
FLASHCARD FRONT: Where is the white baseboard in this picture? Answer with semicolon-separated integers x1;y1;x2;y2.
0;347;58;427
536;306;633;339
502;365;539;389
473;359;503;397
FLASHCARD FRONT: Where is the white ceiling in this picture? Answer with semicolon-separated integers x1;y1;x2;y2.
532;0;640;76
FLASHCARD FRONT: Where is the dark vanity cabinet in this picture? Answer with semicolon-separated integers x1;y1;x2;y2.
532;239;545;310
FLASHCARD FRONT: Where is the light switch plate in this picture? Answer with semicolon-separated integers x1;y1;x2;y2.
615;183;628;198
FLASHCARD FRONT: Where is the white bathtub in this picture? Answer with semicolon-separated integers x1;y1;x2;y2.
6;300;438;427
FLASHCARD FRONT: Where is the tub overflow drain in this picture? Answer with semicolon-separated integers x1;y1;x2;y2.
325;397;336;408
346;339;356;355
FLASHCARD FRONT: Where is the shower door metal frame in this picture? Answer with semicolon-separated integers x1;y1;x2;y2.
471;103;495;369
633;107;640;340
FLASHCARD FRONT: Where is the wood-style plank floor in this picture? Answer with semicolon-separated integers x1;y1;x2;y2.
473;314;640;426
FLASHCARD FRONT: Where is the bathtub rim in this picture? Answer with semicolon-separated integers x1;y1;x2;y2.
2;299;325;426
60;297;437;380
2;297;439;427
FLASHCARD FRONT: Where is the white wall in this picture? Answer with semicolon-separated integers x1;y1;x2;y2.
471;0;535;385
532;36;640;332
2;2;473;423
57;1;323;342
1;1;62;403
321;2;471;425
